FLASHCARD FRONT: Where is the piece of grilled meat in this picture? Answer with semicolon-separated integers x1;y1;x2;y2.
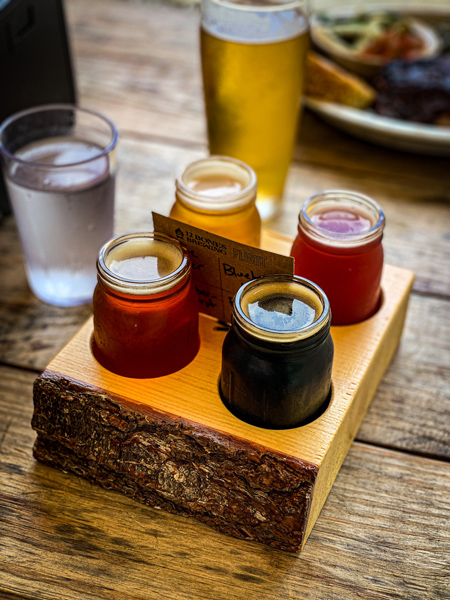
375;55;450;123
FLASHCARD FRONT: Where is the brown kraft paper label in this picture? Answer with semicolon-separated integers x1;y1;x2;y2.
153;213;294;323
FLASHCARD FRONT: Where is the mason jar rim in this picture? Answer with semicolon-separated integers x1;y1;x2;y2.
97;232;191;296
176;155;257;212
299;190;385;248
0;104;118;168
233;274;330;343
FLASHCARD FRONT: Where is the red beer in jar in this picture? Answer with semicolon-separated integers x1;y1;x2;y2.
290;191;385;325
92;232;200;378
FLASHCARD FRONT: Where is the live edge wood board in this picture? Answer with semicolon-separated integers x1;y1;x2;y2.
31;232;414;552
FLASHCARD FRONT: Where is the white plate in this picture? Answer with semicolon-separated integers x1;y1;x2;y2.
304;98;450;157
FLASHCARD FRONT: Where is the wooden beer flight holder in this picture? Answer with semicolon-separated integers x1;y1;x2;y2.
32;231;414;552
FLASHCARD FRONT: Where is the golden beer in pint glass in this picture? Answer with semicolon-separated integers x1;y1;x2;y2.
201;0;308;222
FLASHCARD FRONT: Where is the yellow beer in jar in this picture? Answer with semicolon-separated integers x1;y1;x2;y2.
200;0;309;222
170;156;261;247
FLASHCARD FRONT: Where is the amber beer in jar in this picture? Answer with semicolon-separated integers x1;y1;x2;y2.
220;275;333;429
92;232;200;378
290;191;385;325
170;156;261;247
201;0;309;222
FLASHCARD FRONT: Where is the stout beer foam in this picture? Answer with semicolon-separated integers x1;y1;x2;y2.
234;276;329;343
241;281;323;331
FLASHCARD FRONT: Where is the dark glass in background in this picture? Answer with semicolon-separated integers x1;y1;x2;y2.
0;0;76;218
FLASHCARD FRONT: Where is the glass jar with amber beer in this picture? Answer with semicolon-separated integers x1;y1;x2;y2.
92;232;200;378
290;190;385;325
220;275;333;429
170;156;261;247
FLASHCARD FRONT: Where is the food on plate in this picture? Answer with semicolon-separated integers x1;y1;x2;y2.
311;11;442;76
305;51;376;108
375;55;450;124
435;21;450;53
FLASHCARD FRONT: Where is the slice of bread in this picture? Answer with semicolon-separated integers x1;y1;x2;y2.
305;51;376;109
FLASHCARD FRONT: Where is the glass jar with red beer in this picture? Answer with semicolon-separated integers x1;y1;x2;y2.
290;191;385;325
92;232;200;378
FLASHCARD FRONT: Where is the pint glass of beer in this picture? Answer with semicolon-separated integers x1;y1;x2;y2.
201;0;309;221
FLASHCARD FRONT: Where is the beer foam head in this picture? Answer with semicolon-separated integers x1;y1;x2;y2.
107;238;182;281
234;275;330;343
98;232;190;295
310;207;374;235
241;281;322;331
300;190;385;248
202;0;308;44
176;156;257;211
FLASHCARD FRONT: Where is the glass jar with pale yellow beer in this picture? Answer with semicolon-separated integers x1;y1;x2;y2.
201;0;309;222
170;156;261;247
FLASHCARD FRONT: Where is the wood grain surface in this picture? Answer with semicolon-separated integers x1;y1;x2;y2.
1;0;450;597
1;365;449;599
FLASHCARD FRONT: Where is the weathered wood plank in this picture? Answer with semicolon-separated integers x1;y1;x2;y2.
358;293;450;459
66;0;205;145
65;0;450;183
0;366;449;599
295;109;450;185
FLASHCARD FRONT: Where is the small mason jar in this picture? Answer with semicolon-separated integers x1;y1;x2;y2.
220;274;333;429
170;155;261;247
290;190;385;326
92;232;200;378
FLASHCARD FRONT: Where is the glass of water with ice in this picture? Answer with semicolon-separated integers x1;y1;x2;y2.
0;104;118;306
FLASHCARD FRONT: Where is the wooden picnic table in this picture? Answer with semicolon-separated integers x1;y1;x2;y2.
1;0;449;598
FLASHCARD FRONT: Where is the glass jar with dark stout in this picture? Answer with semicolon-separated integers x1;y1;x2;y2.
92;232;200;378
290;190;385;325
220;274;333;429
170;155;261;247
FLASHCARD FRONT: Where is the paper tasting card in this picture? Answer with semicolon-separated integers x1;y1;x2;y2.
153;213;294;323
